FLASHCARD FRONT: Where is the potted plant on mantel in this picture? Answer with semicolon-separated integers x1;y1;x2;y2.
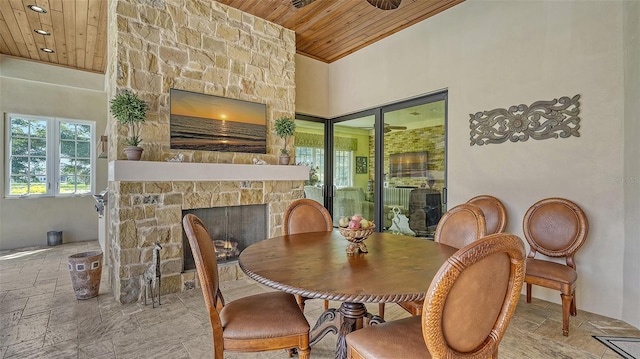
274;116;296;165
110;90;148;161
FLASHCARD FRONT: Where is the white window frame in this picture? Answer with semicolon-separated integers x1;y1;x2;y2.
295;146;325;184
5;113;96;198
334;150;353;187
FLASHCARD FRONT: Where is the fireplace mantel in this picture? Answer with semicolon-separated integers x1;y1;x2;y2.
108;160;309;182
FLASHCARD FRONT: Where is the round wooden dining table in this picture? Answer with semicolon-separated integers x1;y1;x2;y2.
239;230;458;359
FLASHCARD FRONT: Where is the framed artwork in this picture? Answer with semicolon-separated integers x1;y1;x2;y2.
389;151;428;177
170;88;267;153
355;156;368;174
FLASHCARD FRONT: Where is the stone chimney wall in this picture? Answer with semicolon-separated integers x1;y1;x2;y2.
106;0;299;303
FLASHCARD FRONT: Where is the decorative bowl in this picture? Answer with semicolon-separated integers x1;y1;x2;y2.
338;224;375;254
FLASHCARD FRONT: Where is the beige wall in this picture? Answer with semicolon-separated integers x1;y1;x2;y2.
622;0;640;326
296;0;638;327
295;54;330;117
0;56;108;250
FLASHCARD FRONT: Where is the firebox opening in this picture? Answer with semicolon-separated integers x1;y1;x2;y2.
182;204;267;271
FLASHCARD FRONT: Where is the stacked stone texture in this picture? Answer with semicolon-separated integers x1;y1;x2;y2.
367;125;446;190
106;0;299;303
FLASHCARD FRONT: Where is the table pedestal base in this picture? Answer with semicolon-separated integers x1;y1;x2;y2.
310;302;384;359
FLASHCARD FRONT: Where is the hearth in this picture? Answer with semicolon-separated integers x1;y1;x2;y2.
182;204;267;270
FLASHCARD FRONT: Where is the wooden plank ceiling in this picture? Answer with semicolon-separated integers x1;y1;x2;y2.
0;0;464;74
0;0;108;73
219;0;464;63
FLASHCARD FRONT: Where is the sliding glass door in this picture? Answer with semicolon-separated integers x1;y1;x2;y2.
381;94;447;239
294;91;447;238
294;117;326;207
332;114;375;226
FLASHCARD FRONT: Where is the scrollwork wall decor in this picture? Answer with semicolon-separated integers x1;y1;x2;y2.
469;94;581;146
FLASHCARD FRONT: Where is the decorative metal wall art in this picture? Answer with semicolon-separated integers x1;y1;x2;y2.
469;94;581;146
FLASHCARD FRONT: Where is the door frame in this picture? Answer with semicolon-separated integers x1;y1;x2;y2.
296;90;448;230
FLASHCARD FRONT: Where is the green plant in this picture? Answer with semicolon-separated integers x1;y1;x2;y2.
110;90;148;146
274;116;296;156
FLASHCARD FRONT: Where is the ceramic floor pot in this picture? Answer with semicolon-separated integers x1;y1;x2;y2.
68;251;103;299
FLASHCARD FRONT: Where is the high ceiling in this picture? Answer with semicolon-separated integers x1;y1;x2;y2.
0;0;108;74
0;0;464;74
218;0;464;63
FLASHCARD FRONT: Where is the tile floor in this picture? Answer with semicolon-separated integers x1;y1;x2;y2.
1;241;638;359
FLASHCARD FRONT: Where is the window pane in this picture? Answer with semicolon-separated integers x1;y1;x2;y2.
9;176;28;195
11;153;48;195
60;158;75;176
76;159;91;174
77;124;91;140
59;157;76;194
7;117;50;196
30;138;47;156
10;118;29;137
296;147;312;164
59;179;76;194
31;121;47;138
334;150;352;187
11;155;47;176
11;138;28;155
10;157;29;176
59;123;75;140
60;140;76;157
10;117;47;138
76;176;91;193
315;149;325;183
31;157;47;175
57;121;93;195
77;141;90;158
295;146;326;186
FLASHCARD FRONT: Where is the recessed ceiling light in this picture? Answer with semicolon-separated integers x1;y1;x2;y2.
34;29;50;35
40;48;55;53
27;5;47;13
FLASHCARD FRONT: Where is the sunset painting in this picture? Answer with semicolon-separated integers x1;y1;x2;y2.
170;89;267;153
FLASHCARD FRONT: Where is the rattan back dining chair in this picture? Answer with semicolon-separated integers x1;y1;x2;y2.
434;203;487;248
397;203;487;316
523;197;589;336
183;214;310;359
284;198;334;312
284;198;333;235
467;195;508;234
346;233;526;359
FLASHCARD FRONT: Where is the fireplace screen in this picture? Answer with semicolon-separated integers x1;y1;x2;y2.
182;204;267;270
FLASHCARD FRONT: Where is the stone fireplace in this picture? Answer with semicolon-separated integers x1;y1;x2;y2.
105;0;299;304
182;204;268;268
108;161;308;303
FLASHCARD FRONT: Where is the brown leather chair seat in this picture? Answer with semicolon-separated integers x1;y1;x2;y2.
220;291;310;340
525;258;578;286
347;316;427;359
